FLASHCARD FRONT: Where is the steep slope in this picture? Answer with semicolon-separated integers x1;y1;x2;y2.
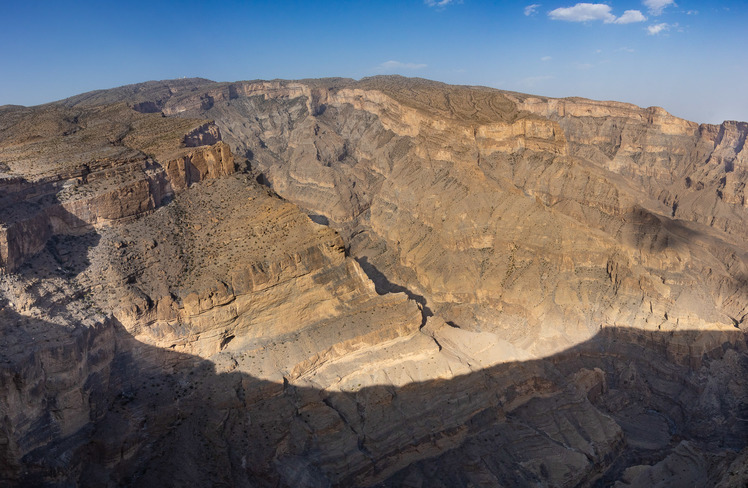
0;101;233;271
126;76;748;355
0;77;746;487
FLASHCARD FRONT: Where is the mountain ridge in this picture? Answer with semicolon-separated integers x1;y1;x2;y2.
50;75;744;126
1;76;747;487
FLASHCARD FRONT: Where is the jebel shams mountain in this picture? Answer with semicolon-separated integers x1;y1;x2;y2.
1;76;747;487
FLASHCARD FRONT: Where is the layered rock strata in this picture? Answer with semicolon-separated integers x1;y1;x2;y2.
126;77;748;355
0;77;746;487
0;103;233;271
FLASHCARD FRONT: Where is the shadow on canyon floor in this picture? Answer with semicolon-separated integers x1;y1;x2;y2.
1;205;747;487
2;305;746;487
356;256;434;324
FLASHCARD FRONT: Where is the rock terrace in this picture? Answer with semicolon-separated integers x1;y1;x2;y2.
0;76;747;487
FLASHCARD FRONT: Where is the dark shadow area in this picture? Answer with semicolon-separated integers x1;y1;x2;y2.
254;172;271;188
623;203;746;259
3;293;746;487
0;199;103;485
307;214;330;226
623;205;703;254
129;101;163;114
0;205;746;487
623;204;748;325
355;256;433;327
312;103;327;117
0;175;101;273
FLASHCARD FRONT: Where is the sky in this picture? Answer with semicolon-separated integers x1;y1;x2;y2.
1;0;746;124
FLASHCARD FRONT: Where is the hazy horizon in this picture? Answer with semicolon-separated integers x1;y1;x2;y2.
2;0;746;125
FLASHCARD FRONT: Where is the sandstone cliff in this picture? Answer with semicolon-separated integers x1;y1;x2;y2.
0;102;233;271
1;77;747;487
143;76;748;354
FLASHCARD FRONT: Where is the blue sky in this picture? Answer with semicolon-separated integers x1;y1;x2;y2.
1;0;745;124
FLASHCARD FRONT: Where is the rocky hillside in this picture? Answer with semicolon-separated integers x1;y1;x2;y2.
0;76;746;487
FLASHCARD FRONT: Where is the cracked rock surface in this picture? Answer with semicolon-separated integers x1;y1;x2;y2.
1;76;747;487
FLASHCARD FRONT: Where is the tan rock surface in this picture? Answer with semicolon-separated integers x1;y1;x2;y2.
0;77;746;487
152;76;748;354
0;102;234;271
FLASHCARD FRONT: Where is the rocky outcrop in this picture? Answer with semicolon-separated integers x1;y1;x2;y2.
2;279;745;487
183;122;222;147
142;77;748;356
0;77;746;487
0;104;234;271
0;316;116;484
509;96;748;237
83;176;423;367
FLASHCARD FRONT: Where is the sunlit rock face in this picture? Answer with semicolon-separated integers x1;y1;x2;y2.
1;76;747;487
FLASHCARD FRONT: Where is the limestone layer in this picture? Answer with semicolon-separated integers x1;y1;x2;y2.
147;76;748;355
0;77;747;487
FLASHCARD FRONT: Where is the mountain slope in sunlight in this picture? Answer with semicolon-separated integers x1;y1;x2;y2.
1;76;746;487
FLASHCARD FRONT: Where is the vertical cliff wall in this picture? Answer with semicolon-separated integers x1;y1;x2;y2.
0;77;746;487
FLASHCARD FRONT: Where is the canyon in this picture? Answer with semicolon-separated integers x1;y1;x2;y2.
0;76;747;487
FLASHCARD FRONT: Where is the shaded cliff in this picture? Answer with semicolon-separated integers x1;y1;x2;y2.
1;77;747;487
98;76;748;356
2;280;746;487
0;101;233;271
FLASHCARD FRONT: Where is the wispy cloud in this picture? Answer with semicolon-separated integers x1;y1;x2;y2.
375;60;428;73
524;4;541;16
643;0;675;16
548;3;646;24
615;10;647;24
540;56;552;61
549;3;615;22
647;22;669;35
425;0;457;8
616;46;636;52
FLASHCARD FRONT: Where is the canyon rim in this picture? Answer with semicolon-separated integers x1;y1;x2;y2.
1;76;747;487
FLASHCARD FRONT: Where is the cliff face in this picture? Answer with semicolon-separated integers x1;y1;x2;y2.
0;103;234;272
1;77;747;487
150;77;748;355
